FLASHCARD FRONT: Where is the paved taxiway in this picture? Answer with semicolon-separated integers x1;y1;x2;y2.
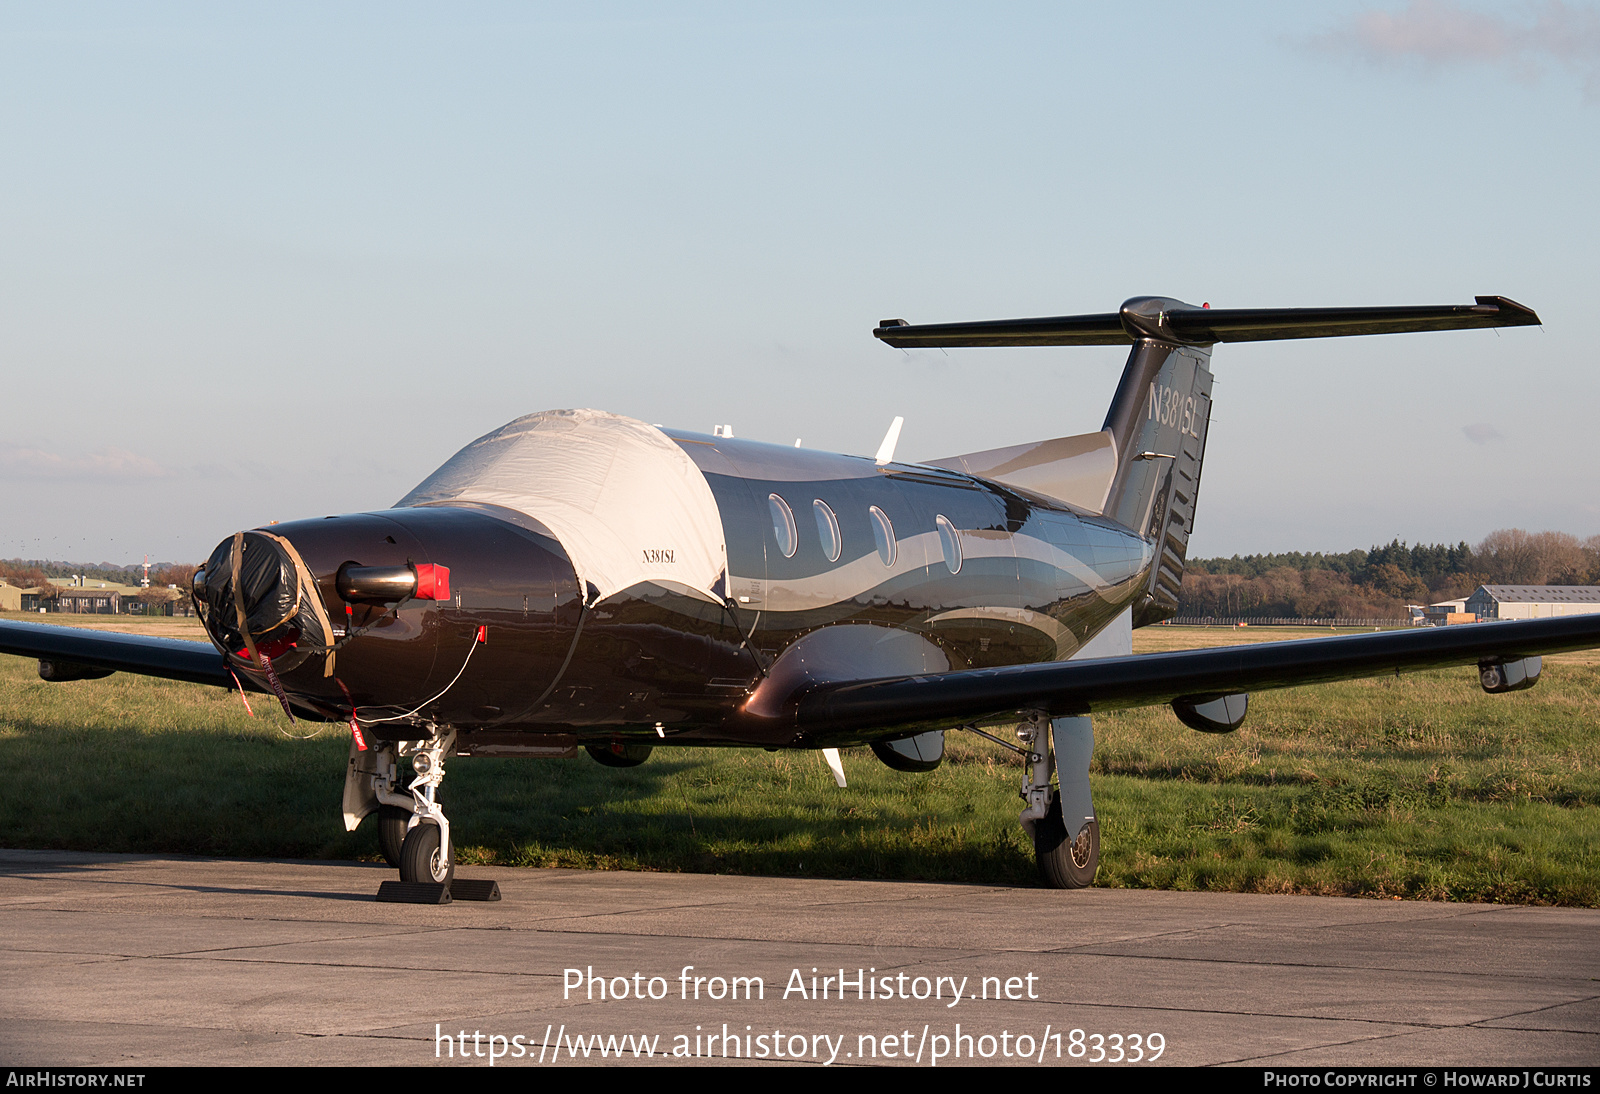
2;849;1596;1067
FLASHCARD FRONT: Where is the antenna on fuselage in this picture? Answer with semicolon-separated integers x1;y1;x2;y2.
874;416;904;465
822;747;847;788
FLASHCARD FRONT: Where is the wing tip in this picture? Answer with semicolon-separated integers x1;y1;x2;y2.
1474;295;1541;326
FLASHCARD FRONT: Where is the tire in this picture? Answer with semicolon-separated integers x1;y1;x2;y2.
1034;793;1099;889
399;821;454;886
377;804;412;869
586;743;653;768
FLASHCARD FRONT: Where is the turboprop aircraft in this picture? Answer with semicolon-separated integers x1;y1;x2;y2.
5;292;1596;892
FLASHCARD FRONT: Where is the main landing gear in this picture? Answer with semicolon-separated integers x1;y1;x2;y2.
1016;711;1099;889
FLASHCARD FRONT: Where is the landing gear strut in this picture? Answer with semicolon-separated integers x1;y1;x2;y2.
1017;711;1099;889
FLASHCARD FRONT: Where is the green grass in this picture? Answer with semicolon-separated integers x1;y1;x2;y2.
3;626;1599;903
1088;655;1600;902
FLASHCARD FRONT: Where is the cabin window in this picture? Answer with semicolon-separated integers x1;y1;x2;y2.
936;514;963;574
813;500;841;562
869;506;896;567
768;494;797;558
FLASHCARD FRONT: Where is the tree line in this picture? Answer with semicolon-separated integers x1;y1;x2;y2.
1179;530;1600;619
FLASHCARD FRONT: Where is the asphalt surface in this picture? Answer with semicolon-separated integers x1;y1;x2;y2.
3;849;1596;1068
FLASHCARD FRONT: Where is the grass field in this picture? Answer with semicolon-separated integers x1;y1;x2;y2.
3;613;1598;903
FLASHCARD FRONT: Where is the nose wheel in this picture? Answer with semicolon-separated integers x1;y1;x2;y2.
399;821;454;885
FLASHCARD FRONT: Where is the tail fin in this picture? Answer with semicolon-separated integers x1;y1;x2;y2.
877;293;1539;626
1098;335;1212;624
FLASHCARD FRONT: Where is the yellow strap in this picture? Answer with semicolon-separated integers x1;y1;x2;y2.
229;533;262;671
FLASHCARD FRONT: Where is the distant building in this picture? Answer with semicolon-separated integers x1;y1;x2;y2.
1;575;189;615
1464;585;1600;621
1415;598;1471;626
35;578;124;615
55;588;121;614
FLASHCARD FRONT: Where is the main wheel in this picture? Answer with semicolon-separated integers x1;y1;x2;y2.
399;821;454;886
1034;793;1099;889
377;804;412;868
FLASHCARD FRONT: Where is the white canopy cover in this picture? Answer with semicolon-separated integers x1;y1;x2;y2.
396;409;728;603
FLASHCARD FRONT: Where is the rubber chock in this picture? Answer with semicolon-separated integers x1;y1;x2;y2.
377;881;452;904
450;879;502;902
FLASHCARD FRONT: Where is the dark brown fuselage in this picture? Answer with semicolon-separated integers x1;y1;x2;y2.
234;433;1153;750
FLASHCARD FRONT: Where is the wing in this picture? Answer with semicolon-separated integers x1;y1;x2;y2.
782;615;1600;738
0;619;234;687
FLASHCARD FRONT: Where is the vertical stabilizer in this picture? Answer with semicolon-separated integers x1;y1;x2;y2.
1098;334;1213;625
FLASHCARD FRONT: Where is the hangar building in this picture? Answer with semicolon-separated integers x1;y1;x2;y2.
1464;585;1600;620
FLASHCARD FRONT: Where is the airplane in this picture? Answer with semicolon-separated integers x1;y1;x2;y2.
5;292;1596;894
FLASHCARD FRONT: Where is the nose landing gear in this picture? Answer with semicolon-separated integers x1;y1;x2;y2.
396;729;456;886
356;728;501;903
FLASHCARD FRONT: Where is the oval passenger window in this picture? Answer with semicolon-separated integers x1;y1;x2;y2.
869;506;896;567
936;515;962;574
814;500;841;562
769;494;797;558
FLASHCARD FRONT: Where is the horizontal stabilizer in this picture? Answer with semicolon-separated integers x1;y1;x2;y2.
877;311;1129;347
874;296;1539;348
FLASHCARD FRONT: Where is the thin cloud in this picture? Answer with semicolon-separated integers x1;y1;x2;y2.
1310;1;1600;98
1463;421;1504;443
0;443;170;480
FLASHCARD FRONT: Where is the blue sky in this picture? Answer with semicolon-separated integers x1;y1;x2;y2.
2;2;1596;564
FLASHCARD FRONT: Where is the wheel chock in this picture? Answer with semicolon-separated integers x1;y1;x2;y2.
450;879;501;902
377;880;452;904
